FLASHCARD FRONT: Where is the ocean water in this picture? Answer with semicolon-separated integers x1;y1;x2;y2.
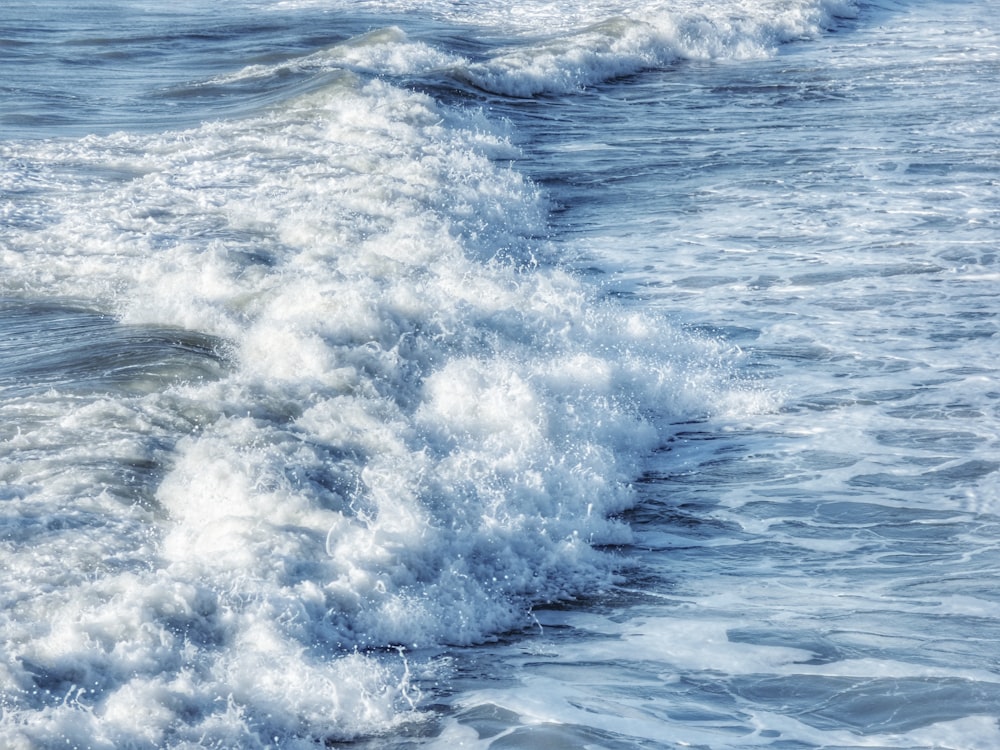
1;0;999;747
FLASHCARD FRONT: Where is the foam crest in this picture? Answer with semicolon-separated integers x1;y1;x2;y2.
208;26;464;87
267;0;857;95
462;0;859;96
1;66;756;746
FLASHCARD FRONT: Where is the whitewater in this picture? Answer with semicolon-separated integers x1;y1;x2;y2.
1;0;999;747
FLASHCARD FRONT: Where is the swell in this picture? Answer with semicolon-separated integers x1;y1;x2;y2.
197;0;860;100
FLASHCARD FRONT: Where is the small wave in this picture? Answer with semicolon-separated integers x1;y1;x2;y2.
268;0;858;96
460;0;860;96
202;26;464;89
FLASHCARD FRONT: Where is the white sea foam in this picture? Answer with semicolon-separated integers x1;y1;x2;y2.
206;26;466;87
0;65;758;744
462;0;858;96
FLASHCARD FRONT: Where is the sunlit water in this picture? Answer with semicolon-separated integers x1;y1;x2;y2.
2;0;999;748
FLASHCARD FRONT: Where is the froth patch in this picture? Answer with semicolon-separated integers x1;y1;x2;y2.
1;56;763;745
422;359;542;444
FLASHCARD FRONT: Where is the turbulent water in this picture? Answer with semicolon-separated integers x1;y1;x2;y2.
2;0;999;747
